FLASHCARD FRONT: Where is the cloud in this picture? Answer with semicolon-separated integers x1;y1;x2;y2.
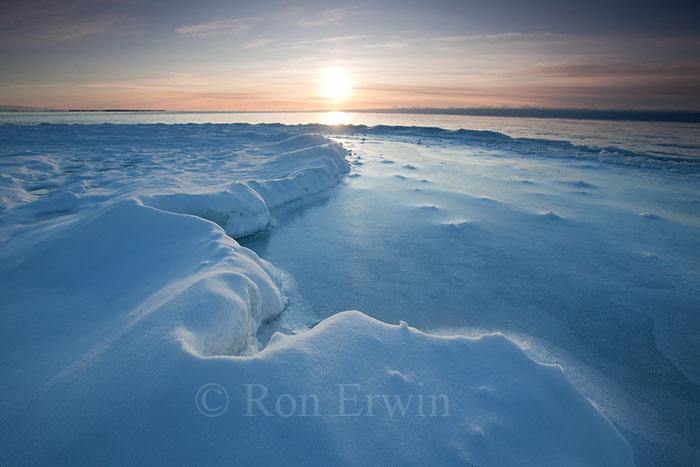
367;41;409;49
526;61;700;78
0;0;122;44
5;84;60;89
432;32;564;42
175;17;259;38
244;38;274;49
237;35;367;51
39;19;116;42
296;7;354;27
289;35;367;47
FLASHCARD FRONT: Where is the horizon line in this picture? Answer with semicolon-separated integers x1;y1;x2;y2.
2;106;700;123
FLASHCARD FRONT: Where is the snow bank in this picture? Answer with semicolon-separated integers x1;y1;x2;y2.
0;125;350;239
140;184;271;239
0;125;351;357
242;311;634;466
140;138;350;237
0;199;284;357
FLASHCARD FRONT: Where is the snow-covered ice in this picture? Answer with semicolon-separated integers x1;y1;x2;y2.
245;125;700;465
3;121;692;465
0;125;349;239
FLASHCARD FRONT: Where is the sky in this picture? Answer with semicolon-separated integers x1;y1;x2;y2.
1;0;699;111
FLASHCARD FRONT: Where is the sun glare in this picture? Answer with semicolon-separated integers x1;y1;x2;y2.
320;68;352;102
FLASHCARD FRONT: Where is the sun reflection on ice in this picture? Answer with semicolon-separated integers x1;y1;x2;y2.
322;111;350;125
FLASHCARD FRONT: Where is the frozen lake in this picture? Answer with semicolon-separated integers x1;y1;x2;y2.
1;116;698;465
243;129;700;465
3;110;700;161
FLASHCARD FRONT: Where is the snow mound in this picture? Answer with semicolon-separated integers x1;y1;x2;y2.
638;211;661;220
245;311;634;466
538;210;564;220
139;136;350;237
0;199;284;358
0;300;634;465
140;183;270;239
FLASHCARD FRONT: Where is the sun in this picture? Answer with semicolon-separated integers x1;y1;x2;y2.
320;68;352;102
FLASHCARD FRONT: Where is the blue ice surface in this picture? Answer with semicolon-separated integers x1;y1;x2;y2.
244;131;700;466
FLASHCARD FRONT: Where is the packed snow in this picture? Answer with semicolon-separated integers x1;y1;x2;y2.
4;121;691;465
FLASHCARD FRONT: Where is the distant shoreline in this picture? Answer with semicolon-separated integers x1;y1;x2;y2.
0;109;166;113
347;107;700;123
1;107;699;123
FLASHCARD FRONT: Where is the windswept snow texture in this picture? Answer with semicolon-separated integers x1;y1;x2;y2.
1;124;634;465
0;124;349;239
245;128;700;466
